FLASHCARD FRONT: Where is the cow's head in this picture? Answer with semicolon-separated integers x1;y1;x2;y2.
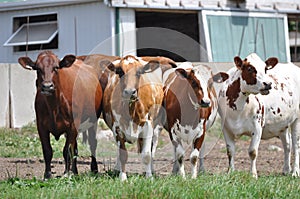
176;64;228;109
234;53;278;95
108;56;160;100
18;51;76;95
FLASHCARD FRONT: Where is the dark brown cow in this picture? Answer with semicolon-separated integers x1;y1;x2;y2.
77;54;121;93
18;51;102;179
102;55;164;181
163;62;228;178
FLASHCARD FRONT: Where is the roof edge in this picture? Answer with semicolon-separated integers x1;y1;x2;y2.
0;0;100;12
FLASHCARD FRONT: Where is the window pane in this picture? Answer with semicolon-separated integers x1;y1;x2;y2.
4;21;58;46
206;14;287;62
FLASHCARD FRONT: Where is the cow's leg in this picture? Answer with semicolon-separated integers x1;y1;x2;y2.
223;127;236;173
248;127;262;179
63;126;79;176
279;129;291;175
88;123;98;173
116;133;128;181
191;134;205;178
172;138;185;178
151;125;162;174
141;120;154;179
38;128;52;179
198;141;206;174
291;118;300;177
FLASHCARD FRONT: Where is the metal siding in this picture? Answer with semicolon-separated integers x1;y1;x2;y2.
0;2;113;63
62;2;114;55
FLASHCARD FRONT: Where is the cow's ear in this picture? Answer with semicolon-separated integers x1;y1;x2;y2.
18;57;36;70
99;60;113;69
142;60;160;73
213;72;229;83
234;56;243;70
265;57;278;71
175;68;188;78
59;54;76;68
107;62;124;77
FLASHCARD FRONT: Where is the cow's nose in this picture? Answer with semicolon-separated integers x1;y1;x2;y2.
200;99;210;108
123;88;137;98
263;82;272;90
42;82;55;92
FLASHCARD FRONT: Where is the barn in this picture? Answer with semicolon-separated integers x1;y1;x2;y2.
1;0;300;127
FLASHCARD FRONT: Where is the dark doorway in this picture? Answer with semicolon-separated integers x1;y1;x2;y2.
136;11;200;62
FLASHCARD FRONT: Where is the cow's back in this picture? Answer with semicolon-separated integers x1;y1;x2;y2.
262;63;300;139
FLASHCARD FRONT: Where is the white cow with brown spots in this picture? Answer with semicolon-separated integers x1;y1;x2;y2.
218;53;300;178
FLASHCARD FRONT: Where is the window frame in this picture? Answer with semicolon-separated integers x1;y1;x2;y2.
4;21;58;47
201;10;290;62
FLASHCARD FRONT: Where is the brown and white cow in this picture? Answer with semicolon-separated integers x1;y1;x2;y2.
102;55;165;181
18;51;102;179
163;62;228;178
218;53;300;178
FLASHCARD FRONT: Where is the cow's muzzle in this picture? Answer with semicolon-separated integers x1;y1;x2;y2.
123;88;137;99
188;93;211;110
260;82;272;95
200;99;210;108
41;82;55;95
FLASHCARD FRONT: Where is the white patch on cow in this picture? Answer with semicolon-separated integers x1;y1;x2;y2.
193;65;212;105
109;74;119;85
162;68;176;85
190;149;200;178
137;57;151;65
178;62;193;70
123;56;138;65
124;121;141;143
171;119;204;145
112;59;121;66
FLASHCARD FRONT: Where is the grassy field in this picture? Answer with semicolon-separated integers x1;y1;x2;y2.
0;123;299;198
1;171;299;198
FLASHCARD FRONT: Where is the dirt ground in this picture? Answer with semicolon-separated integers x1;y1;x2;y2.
0;130;288;181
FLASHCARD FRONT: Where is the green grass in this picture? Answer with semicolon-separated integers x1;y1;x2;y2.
0;172;299;198
1;122;299;198
0;123;91;159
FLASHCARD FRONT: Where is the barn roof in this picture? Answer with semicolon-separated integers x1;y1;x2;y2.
0;0;99;11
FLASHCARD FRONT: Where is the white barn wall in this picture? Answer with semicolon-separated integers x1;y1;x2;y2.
10;64;36;128
0;2;114;63
0;65;9;127
118;9;137;56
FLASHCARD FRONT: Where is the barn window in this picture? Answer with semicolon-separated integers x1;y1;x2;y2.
3;13;58;52
202;11;290;62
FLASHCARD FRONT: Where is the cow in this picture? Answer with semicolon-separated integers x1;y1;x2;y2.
162;62;228;178
102;55;165;181
18;51;103;179
218;53;300;178
78;54;177;151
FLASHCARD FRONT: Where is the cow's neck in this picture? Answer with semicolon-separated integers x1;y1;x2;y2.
44;75;71;124
226;74;250;111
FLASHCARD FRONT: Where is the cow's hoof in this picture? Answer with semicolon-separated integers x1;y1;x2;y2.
90;156;98;174
44;171;52;180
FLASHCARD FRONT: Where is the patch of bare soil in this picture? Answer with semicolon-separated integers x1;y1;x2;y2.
0;133;286;181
